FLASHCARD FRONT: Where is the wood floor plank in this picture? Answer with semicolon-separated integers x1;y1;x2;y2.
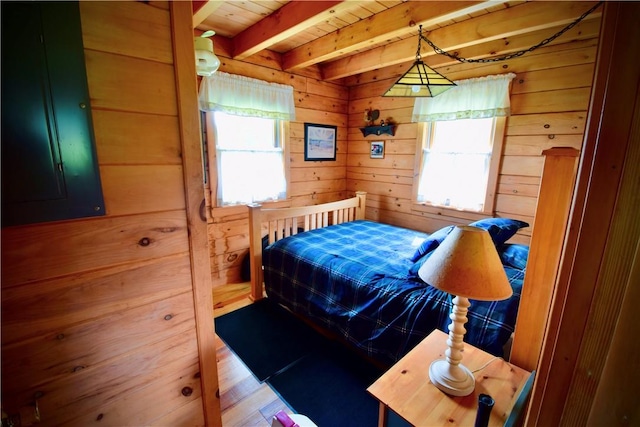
213;282;252;317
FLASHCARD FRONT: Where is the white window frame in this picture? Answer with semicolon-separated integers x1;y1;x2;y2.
412;116;506;216
204;111;290;207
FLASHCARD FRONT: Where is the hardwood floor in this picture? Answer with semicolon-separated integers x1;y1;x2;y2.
213;283;291;426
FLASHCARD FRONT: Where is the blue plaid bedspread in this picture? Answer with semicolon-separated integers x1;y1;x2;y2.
263;220;525;366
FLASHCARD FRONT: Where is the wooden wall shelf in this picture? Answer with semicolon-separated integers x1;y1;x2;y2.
360;125;396;137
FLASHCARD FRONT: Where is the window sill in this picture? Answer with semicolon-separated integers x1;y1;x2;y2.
210;198;291;216
411;202;493;222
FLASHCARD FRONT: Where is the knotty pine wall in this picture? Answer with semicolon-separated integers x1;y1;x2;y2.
1;2;219;426
210;16;600;286
205;41;350;287
346;18;601;244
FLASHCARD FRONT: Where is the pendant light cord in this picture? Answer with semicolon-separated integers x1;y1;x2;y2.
419;1;603;64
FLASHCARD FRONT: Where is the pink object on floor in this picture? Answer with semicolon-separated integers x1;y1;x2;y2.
271;410;317;427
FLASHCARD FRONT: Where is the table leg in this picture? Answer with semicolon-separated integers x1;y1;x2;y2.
378;402;388;427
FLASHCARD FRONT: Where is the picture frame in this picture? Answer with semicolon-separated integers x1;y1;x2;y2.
370;141;385;159
304;123;337;161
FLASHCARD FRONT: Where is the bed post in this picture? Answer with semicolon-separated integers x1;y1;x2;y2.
248;203;264;301
510;147;579;370
355;191;366;220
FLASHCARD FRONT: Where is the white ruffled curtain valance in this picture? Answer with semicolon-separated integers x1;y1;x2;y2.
199;71;296;121
412;73;516;122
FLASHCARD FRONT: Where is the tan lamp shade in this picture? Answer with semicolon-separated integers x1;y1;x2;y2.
418;225;512;301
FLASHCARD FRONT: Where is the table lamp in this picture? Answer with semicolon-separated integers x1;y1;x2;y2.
418;225;512;396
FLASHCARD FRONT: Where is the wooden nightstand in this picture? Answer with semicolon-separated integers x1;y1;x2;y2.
367;330;532;427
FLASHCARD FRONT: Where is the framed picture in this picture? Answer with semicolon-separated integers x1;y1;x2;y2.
304;123;337;161
370;141;385;159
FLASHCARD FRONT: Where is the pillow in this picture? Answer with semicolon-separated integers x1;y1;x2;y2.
409;225;454;262
499;243;529;270
468;218;529;246
409;250;435;278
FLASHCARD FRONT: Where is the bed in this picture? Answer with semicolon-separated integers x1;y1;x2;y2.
248;192;529;366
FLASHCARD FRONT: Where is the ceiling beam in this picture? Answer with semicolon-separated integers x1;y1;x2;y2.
320;1;602;80
231;1;346;60
193;1;224;28
346;18;601;88
281;1;508;71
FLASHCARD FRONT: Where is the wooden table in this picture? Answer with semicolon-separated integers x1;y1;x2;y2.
367;330;531;427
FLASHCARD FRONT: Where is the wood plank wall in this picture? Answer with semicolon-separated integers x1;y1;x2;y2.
210;10;601;286
1;2;216;425
204;43;349;287
346;15;601;244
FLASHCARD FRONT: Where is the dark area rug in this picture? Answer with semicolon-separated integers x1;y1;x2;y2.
266;340;384;427
215;298;410;427
214;298;327;381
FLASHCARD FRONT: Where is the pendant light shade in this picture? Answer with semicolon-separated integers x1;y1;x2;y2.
383;60;456;97
383;25;456;97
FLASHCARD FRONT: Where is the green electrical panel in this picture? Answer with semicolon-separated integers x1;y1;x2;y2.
1;1;105;227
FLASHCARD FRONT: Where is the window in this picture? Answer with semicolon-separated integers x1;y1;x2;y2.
210;111;287;205
198;72;296;207
416;116;505;212
412;73;514;214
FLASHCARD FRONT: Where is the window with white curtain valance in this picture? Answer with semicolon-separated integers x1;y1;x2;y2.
412;73;515;212
411;73;516;122
198;72;295;206
199;71;296;120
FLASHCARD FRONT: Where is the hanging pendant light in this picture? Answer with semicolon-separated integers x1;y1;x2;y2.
383;26;455;97
195;30;221;77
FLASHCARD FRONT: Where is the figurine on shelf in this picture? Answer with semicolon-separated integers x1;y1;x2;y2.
364;109;380;126
359;110;397;137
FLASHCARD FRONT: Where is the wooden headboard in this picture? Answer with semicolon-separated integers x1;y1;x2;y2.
247;191;366;301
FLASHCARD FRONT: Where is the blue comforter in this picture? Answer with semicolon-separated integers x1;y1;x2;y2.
263;220;525;366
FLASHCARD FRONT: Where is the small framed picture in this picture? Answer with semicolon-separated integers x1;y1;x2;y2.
304;123;337;161
370;141;385;159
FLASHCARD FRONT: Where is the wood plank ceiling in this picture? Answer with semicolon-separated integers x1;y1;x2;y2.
193;1;602;86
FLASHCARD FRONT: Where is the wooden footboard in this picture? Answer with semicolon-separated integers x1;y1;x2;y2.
247;191;366;301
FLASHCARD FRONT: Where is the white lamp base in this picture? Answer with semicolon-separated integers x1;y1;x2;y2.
429;359;475;396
